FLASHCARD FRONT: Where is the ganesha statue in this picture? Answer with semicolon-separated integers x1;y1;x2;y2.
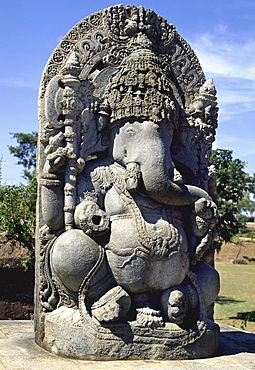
36;5;220;360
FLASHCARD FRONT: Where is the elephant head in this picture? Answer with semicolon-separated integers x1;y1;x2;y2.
111;120;210;206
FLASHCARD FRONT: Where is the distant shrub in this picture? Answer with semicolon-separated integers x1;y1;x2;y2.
0;179;36;268
246;231;255;241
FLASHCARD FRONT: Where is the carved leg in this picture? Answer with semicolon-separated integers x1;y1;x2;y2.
161;288;187;324
91;286;131;322
160;282;198;325
50;229;115;311
191;261;220;308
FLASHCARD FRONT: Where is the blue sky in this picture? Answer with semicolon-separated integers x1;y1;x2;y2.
0;0;255;184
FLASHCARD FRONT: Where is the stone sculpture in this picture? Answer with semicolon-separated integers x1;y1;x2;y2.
35;5;220;359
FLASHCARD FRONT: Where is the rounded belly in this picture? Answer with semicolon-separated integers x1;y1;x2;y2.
106;218;189;293
106;249;187;293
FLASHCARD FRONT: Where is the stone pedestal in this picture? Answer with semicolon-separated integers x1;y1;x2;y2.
36;306;219;360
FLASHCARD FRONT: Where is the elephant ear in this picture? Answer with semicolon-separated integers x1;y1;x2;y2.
172;78;218;199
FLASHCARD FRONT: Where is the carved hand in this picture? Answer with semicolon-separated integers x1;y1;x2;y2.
74;200;110;236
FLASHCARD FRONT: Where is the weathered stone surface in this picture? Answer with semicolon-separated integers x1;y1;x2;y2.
1;321;255;369
41;306;219;360
36;5;220;359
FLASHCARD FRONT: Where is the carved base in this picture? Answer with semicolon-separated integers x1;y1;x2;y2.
36;306;220;360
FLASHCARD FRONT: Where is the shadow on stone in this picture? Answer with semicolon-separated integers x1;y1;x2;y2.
103;322;134;344
219;329;255;355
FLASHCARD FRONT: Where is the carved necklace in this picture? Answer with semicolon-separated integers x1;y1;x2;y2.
93;163;181;262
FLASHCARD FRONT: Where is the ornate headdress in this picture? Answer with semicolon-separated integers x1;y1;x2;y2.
102;34;179;127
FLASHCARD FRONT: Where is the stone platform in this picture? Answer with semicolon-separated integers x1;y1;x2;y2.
0;321;254;369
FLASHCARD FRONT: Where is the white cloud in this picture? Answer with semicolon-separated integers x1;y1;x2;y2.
0;77;38;90
189;30;255;125
194;27;255;173
192;33;255;81
214;134;255;152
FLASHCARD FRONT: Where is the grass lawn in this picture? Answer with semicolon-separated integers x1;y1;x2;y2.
214;263;255;333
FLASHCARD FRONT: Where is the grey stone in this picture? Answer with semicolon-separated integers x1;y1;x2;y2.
229;259;248;264
1;321;255;369
36;5;220;359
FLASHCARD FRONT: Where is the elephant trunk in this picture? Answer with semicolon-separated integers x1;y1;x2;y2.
140;161;211;206
112;120;211;206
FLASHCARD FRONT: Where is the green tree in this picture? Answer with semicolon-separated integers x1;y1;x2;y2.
238;194;255;220
212;149;248;249
2;131;39;269
9;132;38;181
0;183;36;243
0;181;36;269
237;173;255;221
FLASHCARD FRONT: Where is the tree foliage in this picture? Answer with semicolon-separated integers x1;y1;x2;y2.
9;132;38;181
238;195;255;219
0;180;36;248
212;149;249;249
237;173;255;220
0;132;38;269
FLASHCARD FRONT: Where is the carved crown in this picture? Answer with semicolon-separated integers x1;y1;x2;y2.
103;35;179;126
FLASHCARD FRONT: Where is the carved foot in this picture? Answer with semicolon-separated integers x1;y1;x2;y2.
136;307;164;328
161;288;187;325
168;289;187;324
91;286;131;322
